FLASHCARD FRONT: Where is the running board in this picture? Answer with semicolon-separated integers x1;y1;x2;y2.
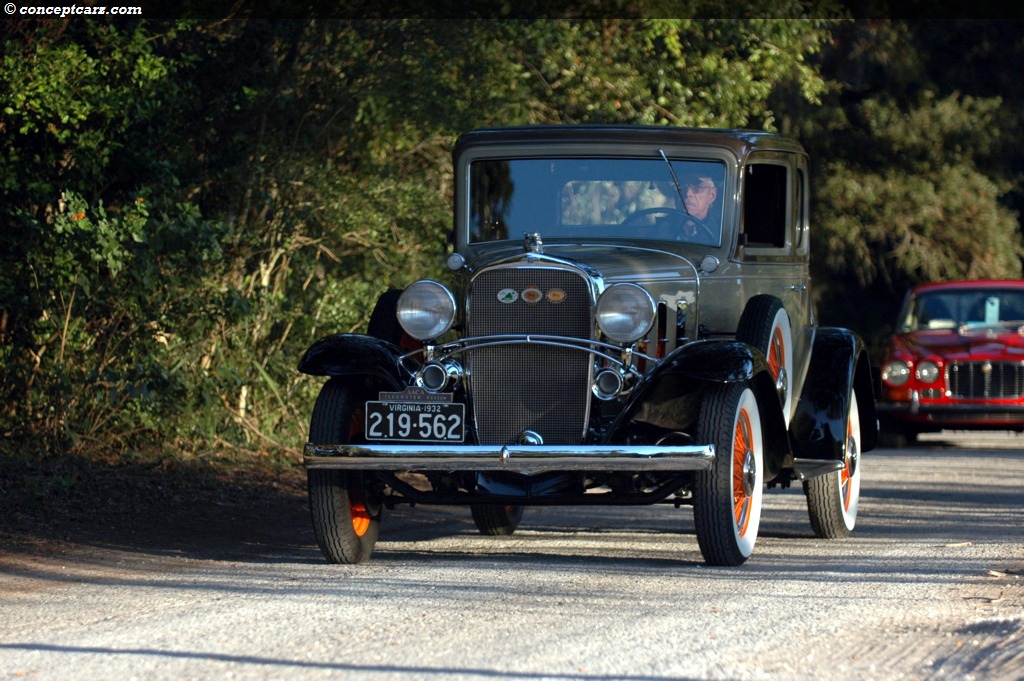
792;458;845;481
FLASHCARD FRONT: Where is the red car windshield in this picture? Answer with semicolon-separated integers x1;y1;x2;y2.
901;288;1024;332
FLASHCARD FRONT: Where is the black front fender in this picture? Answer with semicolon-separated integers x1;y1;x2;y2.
790;328;878;460
614;341;767;430
298;334;406;391
607;340;790;480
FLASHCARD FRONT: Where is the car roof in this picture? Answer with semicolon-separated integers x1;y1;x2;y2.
454;125;805;158
911;280;1024;294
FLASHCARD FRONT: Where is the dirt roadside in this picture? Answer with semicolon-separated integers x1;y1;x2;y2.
0;452;311;562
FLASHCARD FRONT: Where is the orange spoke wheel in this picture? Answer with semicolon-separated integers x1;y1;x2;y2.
307;379;382;564
694;383;764;566
805;391;862;538
732;408;756;537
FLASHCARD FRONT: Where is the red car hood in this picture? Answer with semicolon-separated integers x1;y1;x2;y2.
895;329;1024;362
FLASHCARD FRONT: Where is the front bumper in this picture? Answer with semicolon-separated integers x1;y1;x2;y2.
877;399;1024;426
304;443;715;475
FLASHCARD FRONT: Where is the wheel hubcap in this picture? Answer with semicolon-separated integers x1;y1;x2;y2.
842;434;859;510
742;448;756;497
846;435;859;477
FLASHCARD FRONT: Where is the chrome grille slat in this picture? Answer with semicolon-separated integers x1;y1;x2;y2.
948;361;1024;399
467;267;592;445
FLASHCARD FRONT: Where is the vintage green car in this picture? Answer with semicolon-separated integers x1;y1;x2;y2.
299;126;878;566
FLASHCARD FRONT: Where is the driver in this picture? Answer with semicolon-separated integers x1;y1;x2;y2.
681;174;718;236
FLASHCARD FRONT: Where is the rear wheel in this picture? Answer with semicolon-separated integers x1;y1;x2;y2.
307;379;382;564
805;392;862;538
693;383;764;566
471;505;525;536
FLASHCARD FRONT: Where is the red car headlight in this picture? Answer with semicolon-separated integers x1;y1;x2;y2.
882;359;911;386
916;361;941;383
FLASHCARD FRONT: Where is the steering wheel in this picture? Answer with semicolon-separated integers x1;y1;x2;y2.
623;207;715;241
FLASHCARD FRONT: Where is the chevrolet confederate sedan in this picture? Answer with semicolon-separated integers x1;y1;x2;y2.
299;126;878;566
878;280;1024;445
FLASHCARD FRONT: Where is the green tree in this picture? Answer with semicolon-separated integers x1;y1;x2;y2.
0;21;227;454
783;21;1024;350
0;15;835;463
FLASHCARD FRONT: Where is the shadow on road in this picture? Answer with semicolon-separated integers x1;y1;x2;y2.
0;452;313;563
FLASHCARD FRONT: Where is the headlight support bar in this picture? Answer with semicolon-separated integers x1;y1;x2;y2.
399;334;657;379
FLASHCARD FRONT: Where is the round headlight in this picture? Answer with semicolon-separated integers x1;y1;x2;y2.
882;360;911;387
596;283;656;344
917;361;941;383
397;280;456;340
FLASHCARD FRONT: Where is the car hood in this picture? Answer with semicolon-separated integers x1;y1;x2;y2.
895;329;1024;362
465;242;700;284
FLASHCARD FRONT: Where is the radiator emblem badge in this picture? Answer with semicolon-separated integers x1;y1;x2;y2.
521;287;543;304
546;289;566;304
497;288;518;303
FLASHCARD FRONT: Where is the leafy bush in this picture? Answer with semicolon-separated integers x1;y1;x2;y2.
3;16;1020;467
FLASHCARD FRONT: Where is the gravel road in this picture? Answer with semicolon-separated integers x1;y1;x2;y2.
2;432;1022;680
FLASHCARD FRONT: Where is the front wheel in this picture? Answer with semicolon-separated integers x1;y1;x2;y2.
307;379;382;564
693;383;764;566
804;392;862;538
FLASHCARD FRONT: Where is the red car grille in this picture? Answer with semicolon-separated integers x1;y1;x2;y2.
466;266;593;445
948;361;1024;399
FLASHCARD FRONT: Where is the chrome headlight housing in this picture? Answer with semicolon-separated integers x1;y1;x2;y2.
397;280;456;340
596;283;656;344
882;359;911;386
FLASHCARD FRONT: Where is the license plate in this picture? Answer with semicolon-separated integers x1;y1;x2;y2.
365;400;465;443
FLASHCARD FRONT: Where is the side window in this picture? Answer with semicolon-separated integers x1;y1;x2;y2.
742;163;788;249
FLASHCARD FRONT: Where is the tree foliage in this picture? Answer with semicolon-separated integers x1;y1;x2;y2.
1;14;1021;463
789;21;1024;348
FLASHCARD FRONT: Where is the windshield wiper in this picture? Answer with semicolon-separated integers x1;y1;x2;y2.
659;149;691;216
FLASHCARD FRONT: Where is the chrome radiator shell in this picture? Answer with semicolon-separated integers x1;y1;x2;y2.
466;265;595;445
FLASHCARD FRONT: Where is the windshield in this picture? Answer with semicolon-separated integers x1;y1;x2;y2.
902;288;1024;331
469;157;727;246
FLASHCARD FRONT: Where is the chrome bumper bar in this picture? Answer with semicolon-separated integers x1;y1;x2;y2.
304;443;715;475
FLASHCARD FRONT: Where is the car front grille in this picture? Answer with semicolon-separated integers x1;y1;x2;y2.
467;266;593;445
948;361;1024;399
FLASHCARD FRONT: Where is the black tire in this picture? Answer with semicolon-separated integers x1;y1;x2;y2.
307;379;382;564
805;392;862;538
693;382;764;566
470;505;525;536
736;294;793;425
367;289;403;346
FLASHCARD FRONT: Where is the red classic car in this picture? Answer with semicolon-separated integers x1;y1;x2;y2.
878;280;1024;444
